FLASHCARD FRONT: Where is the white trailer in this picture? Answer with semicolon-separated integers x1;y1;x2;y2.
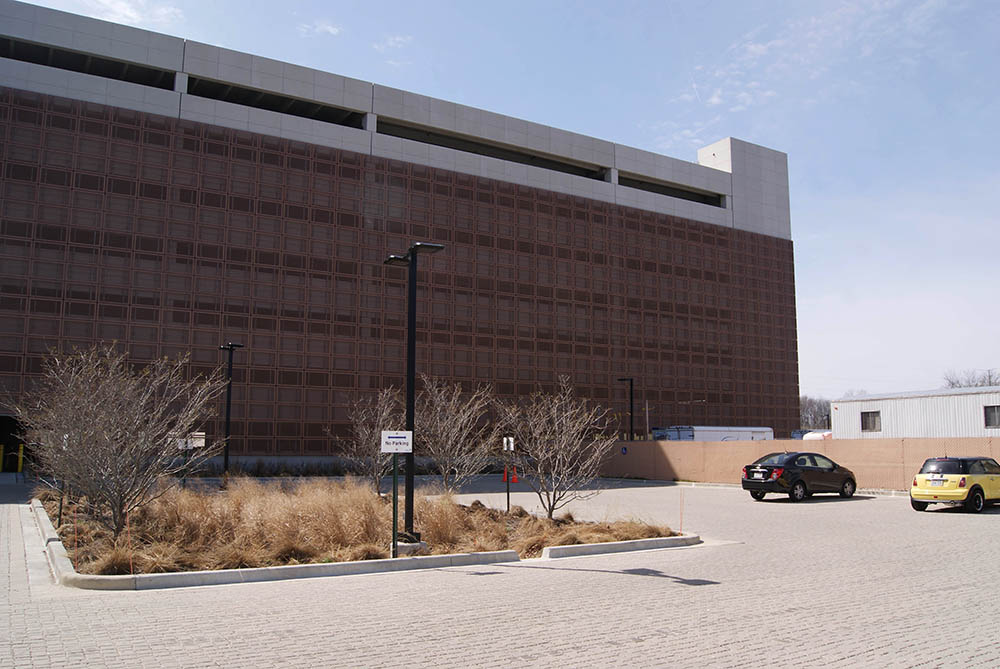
653;426;774;441
831;386;1000;438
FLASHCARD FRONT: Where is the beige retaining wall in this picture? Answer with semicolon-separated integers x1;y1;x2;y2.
602;438;1000;491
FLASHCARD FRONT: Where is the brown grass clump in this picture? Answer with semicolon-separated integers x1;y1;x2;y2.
40;479;673;574
332;543;389;562
201;541;270;571
134;542;183;573
87;539;137;576
32;485;62;503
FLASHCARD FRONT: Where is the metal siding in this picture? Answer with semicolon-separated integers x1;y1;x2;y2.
831;392;1000;439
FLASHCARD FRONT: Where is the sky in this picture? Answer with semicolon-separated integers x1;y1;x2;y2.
26;0;1000;399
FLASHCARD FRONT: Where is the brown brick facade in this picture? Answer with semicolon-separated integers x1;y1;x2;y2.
0;87;799;455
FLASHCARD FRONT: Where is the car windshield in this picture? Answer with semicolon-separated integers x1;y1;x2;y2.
753;453;789;466
919;459;965;475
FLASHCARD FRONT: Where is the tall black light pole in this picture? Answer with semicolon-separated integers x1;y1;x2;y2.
219;342;244;474
617;377;634;441
384;242;444;538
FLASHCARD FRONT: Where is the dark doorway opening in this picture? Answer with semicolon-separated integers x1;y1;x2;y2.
1;416;25;473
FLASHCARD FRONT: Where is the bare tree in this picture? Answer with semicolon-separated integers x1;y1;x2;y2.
11;345;226;537
497;376;618;519
336;388;403;494
944;368;1000;388
799;395;831;429
415;375;497;491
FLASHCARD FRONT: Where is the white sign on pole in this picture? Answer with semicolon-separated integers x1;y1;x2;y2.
177;432;206;451
503;436;515;451
381;430;413;454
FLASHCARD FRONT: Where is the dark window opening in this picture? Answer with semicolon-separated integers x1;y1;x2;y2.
861;410;881;432
0;37;175;90
186;77;365;129
618;173;725;208
986;405;1000;429
377;120;607;181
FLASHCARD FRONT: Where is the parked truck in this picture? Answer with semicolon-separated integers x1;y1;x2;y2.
651;426;774;441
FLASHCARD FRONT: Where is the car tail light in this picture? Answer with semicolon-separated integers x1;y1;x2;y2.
959;477;966;488
742;466;747;479
769;467;784;481
913;478;917;487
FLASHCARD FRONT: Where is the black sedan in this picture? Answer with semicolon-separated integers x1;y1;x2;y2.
741;452;857;502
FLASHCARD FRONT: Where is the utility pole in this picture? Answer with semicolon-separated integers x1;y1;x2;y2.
219;342;244;475
617;377;634;441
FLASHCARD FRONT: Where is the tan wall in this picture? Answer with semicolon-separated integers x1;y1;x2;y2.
603;438;1000;491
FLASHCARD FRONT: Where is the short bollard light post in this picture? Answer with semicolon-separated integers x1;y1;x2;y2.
502;436;515;513
57;479;65;527
381;430;413;558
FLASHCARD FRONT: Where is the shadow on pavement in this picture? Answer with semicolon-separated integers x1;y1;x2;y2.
753;494;876;504
502;561;719;586
919;505;1000;514
0;480;31;504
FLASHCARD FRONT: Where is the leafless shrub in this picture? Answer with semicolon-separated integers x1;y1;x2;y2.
416;375;498;491
332;388;403;494
498;376;619;519
799;395;831;428
11;345;227;537
943;368;1000;388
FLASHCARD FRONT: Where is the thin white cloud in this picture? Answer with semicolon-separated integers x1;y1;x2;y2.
373;35;413;52
649;114;723;151
656;0;955;148
298;19;341;36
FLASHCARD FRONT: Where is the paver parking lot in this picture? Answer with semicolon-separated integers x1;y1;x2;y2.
3;479;999;668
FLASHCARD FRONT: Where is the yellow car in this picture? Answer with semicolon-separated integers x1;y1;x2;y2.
910;457;1000;513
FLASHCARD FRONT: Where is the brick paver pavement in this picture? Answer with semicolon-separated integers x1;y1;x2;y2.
3;478;999;667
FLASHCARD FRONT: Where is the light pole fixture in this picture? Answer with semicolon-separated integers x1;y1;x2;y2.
617;377;634;441
384;242;445;539
219;342;244;475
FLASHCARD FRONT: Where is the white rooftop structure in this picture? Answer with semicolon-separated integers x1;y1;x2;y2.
831;387;1000;439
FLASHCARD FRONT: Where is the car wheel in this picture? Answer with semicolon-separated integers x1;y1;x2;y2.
965;488;985;513
840;479;856;498
788;481;807;502
910;498;928;511
749;490;766;501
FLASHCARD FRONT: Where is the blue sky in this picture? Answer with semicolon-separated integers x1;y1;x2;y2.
30;0;1000;399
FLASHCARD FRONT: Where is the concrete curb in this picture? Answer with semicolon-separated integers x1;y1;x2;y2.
30;499;100;589
541;533;701;559
858;488;910;497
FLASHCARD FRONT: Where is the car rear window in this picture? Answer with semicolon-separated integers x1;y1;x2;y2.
753;453;790;466
919;459;965;475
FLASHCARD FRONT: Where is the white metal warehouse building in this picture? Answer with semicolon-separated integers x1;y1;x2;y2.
830;387;1000;439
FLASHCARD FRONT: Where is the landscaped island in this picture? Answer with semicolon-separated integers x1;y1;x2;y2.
39;478;674;575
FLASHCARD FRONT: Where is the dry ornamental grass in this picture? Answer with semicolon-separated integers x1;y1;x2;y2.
38;478;674;575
